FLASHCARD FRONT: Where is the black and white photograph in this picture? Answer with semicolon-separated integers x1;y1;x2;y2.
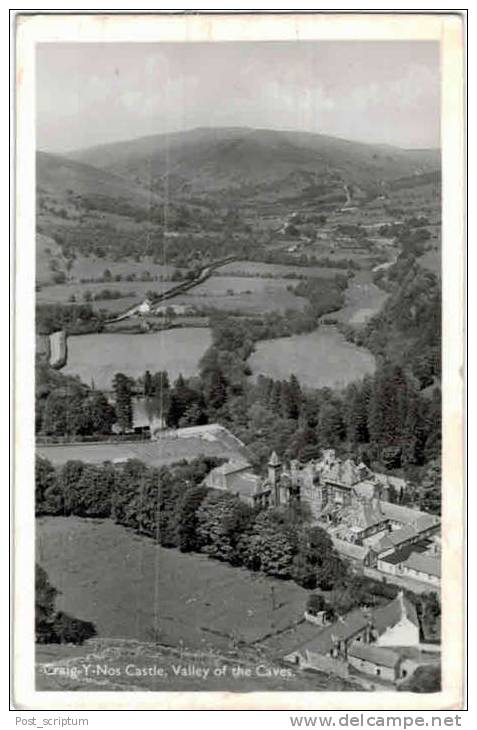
12;12;465;710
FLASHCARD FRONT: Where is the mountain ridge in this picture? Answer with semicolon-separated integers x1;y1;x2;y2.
60;127;440;200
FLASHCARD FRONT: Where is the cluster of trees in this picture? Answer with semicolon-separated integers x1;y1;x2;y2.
249;250;360;270
36;303;104;336
292;275;348;320
36;365;115;437
44;200;257;265
35;456;346;590
334;223;367;240
195;313;441;473
36;564;96;644
345;252;441;388
78;288;134;303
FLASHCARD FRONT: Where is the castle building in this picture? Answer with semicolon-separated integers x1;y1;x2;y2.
204;447;440;586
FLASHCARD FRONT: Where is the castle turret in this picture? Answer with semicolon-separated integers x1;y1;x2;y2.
268;451;281;505
290;459;300;487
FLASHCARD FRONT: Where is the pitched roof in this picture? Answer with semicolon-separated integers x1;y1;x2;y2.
285;594;418;661
380;543;418;565
332;538;368;561
323;459;362;488
348;642;401;668
269;451;281;467
380;501;440;529
353;480;377;500
216;460;251;475
373;592;419;634
414;513;440;532
287;608;369;658
361;501;387;528
375;525;417;554
230;472;266;498
331;609;370;641
374;472;407;490
403;552;441;578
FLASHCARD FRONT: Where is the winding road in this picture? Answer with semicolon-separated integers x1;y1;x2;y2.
107;256;237;323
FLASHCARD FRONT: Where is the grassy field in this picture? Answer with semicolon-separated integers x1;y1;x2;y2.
36;516;363;692
62;328;212;389
214;260;346;278
334;272;388;325
249;326;376;390
173;276;304;314
36;280;174;312
37;424;249;467
36;517;312;648
69;256;181;282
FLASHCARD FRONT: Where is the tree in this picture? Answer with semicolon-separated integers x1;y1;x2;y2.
144;370;152;397
36;564;58;634
112;373;133;432
419;459;441;515
306;594;334;621
240;509;298;579
73;463;116;517
316;401;345;447
175;484;208;552
178;402;206;428
36;457;57;511
168;375;205;428
36;564;96;645
85;391;116;434
344;380;370;444
197;492;253;565
203;367;228;413
57;460;86;515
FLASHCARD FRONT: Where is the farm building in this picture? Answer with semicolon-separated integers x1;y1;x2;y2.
401;553;441;585
347;643;402;682
284;592;421;684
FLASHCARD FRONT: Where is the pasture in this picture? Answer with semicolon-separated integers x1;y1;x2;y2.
62;328;212;390
249;326;376;389
173;276;305;314
36;517;309;650
334;272;388;325
37;424;249;468
36;280;174;313
69;256;181;282
213;260;345;279
35;517;361;692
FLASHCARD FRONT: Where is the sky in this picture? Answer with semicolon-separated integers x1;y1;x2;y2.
36;41;440;153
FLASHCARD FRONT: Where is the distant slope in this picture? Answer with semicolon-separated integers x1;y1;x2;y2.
67;127;440;199
37;151;160;207
36;232;68;285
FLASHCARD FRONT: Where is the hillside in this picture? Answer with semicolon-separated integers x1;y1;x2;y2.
67;127;440;202
37;151;160;206
36;128;440;288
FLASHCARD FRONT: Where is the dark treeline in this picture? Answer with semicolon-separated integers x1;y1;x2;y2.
36;302;105;336
36;564;96;645
36;455;346;591
36;364;116;437
341;250;440;390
